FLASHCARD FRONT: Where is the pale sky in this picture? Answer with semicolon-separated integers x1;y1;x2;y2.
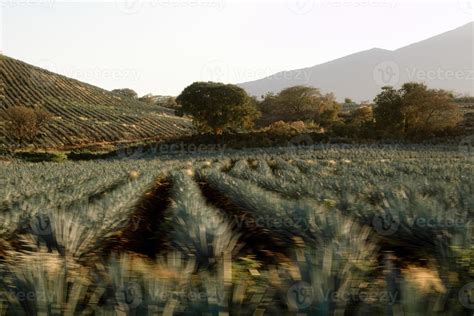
1;0;473;96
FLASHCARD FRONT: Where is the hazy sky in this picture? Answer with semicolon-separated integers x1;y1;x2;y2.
1;0;472;96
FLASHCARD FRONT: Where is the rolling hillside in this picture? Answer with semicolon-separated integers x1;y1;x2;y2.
0;55;194;149
239;22;474;102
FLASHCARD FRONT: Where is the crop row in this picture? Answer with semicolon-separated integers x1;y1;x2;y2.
0;55;193;148
0;146;472;314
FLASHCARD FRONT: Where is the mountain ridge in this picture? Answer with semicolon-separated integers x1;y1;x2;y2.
238;22;474;102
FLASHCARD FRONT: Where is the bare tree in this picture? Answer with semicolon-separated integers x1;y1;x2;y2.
3;106;52;147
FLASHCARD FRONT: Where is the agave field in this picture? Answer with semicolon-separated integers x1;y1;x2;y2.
0;145;473;315
0;55;193;148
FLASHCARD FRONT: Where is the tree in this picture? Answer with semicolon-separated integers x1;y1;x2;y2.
176;82;260;142
111;88;138;99
374;83;462;139
373;86;404;136
4;106;52;147
349;106;374;127
259;86;340;128
345;105;375;138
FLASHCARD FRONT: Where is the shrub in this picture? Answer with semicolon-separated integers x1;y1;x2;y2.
15;151;67;162
3;106;52;147
264;120;318;135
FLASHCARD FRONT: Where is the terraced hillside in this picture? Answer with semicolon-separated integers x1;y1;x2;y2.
0;55;194;149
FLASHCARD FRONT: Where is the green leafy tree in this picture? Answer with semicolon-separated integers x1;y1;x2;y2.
259;86;340;128
373;86;404;137
374;83;462;139
176;82;260;142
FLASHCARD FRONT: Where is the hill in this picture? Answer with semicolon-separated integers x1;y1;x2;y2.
0;55;194;149
238;22;474;102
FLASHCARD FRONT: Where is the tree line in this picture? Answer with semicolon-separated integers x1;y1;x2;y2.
175;81;463;142
2;81;465;149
